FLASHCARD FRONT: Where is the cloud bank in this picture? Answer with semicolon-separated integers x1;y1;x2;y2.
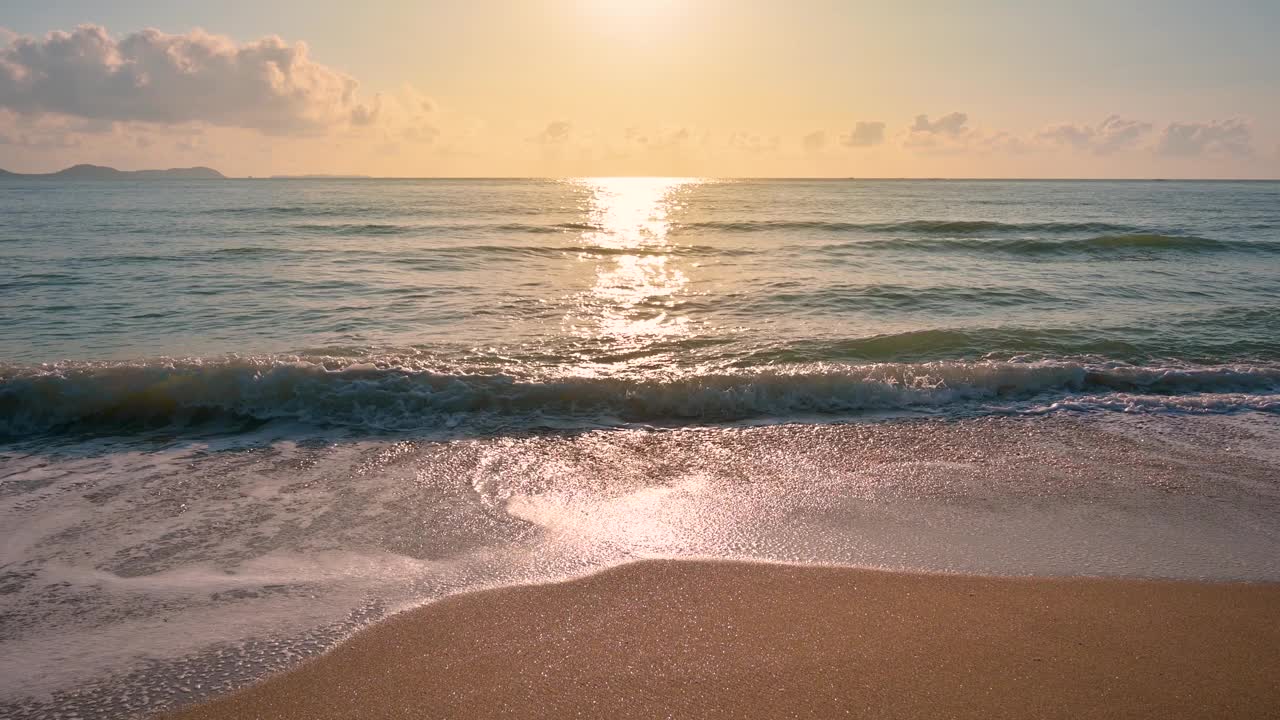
841;121;885;147
1038;115;1152;155
0;24;1269;178
1156;119;1253;157
903;112;973;152
910;112;968;136
0;25;361;133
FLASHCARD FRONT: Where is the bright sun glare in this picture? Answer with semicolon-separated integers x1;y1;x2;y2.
583;0;685;28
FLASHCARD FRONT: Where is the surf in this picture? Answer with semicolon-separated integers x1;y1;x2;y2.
4;355;1278;438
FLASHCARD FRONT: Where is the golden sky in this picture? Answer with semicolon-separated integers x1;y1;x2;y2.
1;1;1278;177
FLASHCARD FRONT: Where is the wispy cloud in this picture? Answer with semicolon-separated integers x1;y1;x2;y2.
530;120;572;144
625;126;692;151
1038;115;1152;155
802;130;826;152
841;121;886;148
727;131;780;154
909;112;969;137
903;112;972;152
1156;118;1253;157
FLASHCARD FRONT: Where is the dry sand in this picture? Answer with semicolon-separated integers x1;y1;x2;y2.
168;560;1280;719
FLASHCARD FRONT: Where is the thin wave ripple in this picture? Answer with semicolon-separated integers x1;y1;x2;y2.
193;217;1279;256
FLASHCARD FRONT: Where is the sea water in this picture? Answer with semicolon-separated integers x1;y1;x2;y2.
2;178;1279;717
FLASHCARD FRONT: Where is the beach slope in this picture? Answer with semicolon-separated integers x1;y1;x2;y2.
169;560;1280;719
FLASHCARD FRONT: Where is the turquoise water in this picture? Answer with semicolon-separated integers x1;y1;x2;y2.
2;178;1279;436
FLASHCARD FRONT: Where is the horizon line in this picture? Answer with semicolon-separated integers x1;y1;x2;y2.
5;165;1279;182
242;176;1280;182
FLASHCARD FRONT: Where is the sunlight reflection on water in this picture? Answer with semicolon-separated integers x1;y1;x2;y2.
565;178;702;366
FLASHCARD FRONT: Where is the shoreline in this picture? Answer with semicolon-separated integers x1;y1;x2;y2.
9;412;1280;720
167;559;1280;720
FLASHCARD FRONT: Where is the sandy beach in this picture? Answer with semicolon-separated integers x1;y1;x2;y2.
167;560;1280;719
5;5;1280;719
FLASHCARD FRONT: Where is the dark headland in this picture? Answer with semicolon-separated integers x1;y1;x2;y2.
0;164;225;180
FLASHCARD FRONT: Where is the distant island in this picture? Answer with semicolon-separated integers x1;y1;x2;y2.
0;164;225;180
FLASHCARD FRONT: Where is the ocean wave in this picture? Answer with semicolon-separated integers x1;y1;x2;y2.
2;358;1277;438
493;222;603;233
668;219;1277;255
206;205;384;217
208;246;289;257
675;220;1141;234
748;284;1062;312
819;233;1276;255
755;328;1280;364
273;221;606;237
288;223;414;235
260;218;1158;237
1027;392;1280;415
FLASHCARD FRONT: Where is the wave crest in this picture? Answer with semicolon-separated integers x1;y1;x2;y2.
2;358;1277;438
820;233;1273;255
676;220;1141;234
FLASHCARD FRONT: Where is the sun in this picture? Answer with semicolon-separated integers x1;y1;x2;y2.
580;0;686;27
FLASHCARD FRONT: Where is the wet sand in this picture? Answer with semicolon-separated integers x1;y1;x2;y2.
168;560;1280;720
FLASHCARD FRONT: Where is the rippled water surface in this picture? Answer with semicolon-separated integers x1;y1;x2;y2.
3;178;1279;434
2;178;1279;718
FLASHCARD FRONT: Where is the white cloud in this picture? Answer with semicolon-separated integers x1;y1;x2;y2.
1038;115;1152;155
1156;118;1253;157
0;25;361;133
841;121;885;148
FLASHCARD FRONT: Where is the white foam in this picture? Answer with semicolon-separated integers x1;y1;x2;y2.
3;414;1280;717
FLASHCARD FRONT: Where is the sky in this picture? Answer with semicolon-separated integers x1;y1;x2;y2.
1;0;1278;177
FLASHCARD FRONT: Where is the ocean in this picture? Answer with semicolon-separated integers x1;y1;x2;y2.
3;178;1280;718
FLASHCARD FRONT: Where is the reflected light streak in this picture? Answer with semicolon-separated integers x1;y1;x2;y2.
565;178;701;356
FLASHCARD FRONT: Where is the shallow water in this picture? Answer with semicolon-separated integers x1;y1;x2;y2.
1;178;1279;718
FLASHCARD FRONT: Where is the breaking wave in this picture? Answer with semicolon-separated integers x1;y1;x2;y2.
3;356;1277;438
